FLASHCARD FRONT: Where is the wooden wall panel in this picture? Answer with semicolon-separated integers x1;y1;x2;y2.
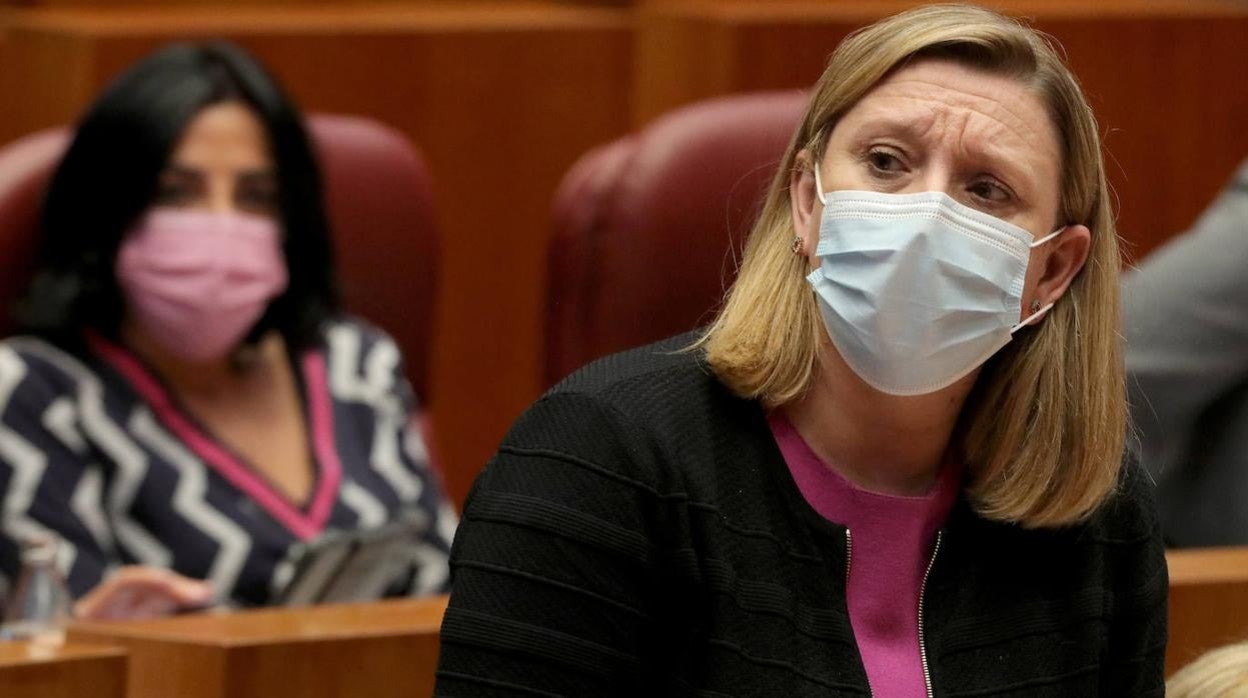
1;0;626;6
635;0;1248;260
0;0;535;6
2;1;1247;510
0;20;95;141
0;3;633;506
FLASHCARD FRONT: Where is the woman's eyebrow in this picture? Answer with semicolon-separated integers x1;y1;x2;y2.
844;113;932;145
237;168;277;182
161;164;203;179
856;114;1042;188
959;139;1040;194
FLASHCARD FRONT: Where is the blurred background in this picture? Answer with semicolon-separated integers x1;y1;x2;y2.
1;0;1246;509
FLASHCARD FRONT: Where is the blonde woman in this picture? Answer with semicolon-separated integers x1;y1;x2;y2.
436;5;1165;696
1167;641;1248;697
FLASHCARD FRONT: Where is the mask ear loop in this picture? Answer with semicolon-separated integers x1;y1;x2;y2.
814;165;829;206
1012;225;1068;332
1010;302;1055;333
1030;226;1066;248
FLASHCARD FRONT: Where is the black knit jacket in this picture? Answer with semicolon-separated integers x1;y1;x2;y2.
436;335;1168;697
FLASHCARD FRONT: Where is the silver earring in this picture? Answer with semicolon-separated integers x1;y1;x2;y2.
1030;299;1042;313
791;236;803;254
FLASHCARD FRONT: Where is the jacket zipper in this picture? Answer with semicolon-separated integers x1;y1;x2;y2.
844;528;853;590
844;529;873;697
919;531;943;698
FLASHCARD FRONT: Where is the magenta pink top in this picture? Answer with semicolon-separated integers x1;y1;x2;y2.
768;414;960;698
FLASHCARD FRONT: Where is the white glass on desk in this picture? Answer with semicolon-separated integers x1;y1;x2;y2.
1;537;71;643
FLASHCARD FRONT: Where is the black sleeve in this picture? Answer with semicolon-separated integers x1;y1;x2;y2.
1098;463;1168;696
434;392;667;697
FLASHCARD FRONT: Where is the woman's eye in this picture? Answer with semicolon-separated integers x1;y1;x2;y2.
154;185;194;205
237;188;277;211
866;149;904;174
969;180;1010;204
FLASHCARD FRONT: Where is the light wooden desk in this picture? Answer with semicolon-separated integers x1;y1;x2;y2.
68;595;448;698
43;549;1245;692
1166;546;1248;676
0;640;126;697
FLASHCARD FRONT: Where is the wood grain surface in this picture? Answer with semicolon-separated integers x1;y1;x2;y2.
68;595;448;698
0;641;127;698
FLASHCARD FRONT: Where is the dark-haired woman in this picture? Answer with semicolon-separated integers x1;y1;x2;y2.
0;43;454;619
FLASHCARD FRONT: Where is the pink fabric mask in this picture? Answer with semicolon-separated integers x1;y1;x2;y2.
116;208;289;362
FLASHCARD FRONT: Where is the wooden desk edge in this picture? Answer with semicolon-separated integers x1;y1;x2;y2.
1167;547;1248;586
68;595;449;648
0;640;127;667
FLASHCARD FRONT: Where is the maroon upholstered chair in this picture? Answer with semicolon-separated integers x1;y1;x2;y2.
309;115;440;403
0;129;69;342
544;90;808;386
0;114;439;402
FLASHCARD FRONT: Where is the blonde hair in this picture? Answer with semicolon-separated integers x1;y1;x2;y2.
1167;641;1248;697
699;4;1125;528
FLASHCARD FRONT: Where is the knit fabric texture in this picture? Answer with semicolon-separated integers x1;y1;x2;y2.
436;334;1167;697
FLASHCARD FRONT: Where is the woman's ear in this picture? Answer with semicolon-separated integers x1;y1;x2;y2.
789;150;820;258
1024;223;1092;323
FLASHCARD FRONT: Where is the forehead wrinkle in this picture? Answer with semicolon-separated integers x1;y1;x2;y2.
840;99;942;146
874;76;1058;161
850;90;1056;193
951;118;1047;197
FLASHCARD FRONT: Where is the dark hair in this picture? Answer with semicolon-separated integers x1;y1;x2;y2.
17;41;338;352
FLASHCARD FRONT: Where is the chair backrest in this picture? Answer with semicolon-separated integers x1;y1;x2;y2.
544;90;808;386
0;113;439;400
0;129;69;341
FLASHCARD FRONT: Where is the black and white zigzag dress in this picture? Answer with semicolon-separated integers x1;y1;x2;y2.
0;317;455;606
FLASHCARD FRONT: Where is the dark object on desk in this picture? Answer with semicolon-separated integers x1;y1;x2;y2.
278;510;429;606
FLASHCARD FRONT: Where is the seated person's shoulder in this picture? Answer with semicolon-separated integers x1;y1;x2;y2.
1233;158;1248;192
0;335;89;399
1088;458;1162;544
500;333;728;486
549;332;722;421
985;460;1162;564
321;315;401;357
0;339;99;448
319;315;413;392
1073;459;1167;595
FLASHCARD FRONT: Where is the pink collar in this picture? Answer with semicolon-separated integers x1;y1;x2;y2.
88;332;342;541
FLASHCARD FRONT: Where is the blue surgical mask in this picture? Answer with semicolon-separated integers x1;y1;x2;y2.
806;167;1064;396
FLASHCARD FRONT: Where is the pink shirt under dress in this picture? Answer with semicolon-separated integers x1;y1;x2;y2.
768;414;960;698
